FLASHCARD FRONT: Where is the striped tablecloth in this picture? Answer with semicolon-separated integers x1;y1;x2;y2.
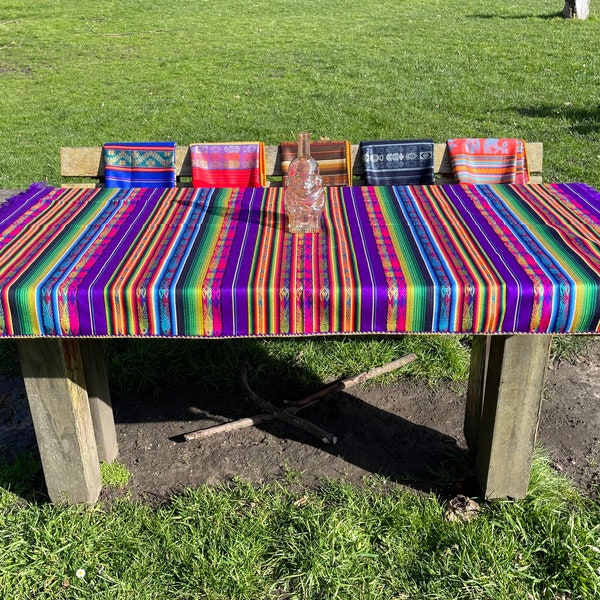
1;182;600;337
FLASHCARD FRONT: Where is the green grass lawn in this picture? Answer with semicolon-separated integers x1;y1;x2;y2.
1;0;599;188
0;453;598;599
1;0;600;597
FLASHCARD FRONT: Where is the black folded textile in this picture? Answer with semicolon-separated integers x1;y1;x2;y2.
359;139;434;185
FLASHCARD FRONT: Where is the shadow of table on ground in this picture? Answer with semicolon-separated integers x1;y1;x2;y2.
0;335;476;503
110;375;474;502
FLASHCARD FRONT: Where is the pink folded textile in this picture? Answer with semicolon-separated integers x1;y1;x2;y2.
190;142;266;188
447;138;530;184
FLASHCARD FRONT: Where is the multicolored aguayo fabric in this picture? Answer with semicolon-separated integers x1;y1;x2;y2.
280;140;352;186
447;138;530;184
190;142;266;188
1;182;600;338
359;139;435;185
103;142;177;188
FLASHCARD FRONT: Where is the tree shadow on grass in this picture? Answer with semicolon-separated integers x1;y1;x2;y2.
517;104;600;136
469;12;566;20
0;449;46;504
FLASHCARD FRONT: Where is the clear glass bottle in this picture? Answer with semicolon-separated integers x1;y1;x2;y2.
284;132;324;234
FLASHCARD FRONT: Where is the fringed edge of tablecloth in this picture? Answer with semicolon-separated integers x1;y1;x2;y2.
2;182;53;207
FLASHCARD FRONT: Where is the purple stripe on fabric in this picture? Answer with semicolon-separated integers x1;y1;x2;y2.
393;186;455;332
218;188;262;336
79;188;166;335
483;185;573;332
560;183;600;218
342;187;389;332
0;183;53;225
476;185;557;332
445;185;530;332
167;188;215;336
48;189;129;336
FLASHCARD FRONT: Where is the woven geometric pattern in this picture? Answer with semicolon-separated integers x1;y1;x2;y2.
447;138;530;184
359;139;435;185
103;142;176;187
190;142;266;188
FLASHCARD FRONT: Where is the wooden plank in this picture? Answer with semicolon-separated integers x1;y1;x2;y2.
60;147;104;177
79;339;118;463
16;339;101;503
475;334;552;499
464;335;490;452
60;142;544;183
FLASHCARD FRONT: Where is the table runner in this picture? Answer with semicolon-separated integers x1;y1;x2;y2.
1;182;600;338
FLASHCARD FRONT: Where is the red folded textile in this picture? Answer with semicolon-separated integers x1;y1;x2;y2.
190;142;266;188
447;138;530;184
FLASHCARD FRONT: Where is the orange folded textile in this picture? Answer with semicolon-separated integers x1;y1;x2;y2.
190;142;266;188
279;139;352;186
447;138;530;184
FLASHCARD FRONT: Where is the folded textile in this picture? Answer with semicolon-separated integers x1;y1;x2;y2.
190;142;266;188
103;142;177;188
359;139;434;185
447;138;530;184
279;139;352;186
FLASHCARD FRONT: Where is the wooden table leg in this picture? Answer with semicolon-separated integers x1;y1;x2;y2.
16;339;101;503
79;339;118;463
475;334;552;499
464;335;491;452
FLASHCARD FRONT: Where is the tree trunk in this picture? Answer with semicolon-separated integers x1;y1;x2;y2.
564;0;591;19
576;0;591;19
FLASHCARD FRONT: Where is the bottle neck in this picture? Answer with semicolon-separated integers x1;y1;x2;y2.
297;132;311;159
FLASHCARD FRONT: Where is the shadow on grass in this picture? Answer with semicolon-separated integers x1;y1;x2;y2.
0;452;47;504
0;337;474;502
469;12;567;20
517;104;600;136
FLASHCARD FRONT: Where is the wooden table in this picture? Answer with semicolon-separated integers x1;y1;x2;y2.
1;183;599;503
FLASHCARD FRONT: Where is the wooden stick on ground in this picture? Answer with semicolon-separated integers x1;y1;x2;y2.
237;361;338;444
184;413;276;439
286;353;418;407
183;353;417;443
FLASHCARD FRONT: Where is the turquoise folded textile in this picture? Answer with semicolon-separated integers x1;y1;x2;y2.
103;142;176;188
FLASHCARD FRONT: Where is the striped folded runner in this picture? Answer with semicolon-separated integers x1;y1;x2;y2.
190;142;266;188
279;139;352;186
103;142;177;188
447;138;530;184
359;139;434;185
